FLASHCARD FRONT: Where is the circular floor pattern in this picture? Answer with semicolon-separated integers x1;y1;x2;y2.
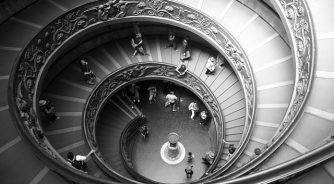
160;141;186;165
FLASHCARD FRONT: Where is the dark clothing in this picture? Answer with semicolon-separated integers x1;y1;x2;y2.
40;101;57;121
185;167;193;178
205;69;215;75
80;62;90;74
68;156;87;171
228;146;236;154
139;126;149;138
166;34;177;50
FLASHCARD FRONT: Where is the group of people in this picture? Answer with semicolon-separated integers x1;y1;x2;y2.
176;53;226;78
128;83;157;109
77;25;227;86
128;81;211;125
188;101;210;124
130;25;226;78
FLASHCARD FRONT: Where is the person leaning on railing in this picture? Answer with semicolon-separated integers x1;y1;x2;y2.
223;139;236;160
202;151;215;165
175;61;188;77
67;149;96;173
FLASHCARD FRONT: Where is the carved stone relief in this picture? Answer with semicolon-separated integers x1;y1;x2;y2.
10;0;256;175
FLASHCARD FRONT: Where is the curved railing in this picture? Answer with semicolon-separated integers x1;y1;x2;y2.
211;0;316;180
82;62;223;182
8;0;256;183
119;115;159;183
208;140;334;184
91;115;158;183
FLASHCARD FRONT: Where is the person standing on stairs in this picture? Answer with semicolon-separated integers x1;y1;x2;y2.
175;61;188;77
205;56;216;75
202;151;215;165
223;139;236;160
79;59;96;85
39;99;60;122
188;152;195;163
200;110;210;125
216;53;226;68
147;85;157;104
67;149;96;172
129;83;140;103
165;91;178;111
185;165;194;178
139;125;149;139
131;33;148;56
188;101;199;120
180;37;191;61
131;23;148;56
166;30;177;50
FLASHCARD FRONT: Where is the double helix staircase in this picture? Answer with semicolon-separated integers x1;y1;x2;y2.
0;0;334;183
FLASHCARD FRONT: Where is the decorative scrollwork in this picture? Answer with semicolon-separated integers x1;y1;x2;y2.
84;63;223;152
275;0;313;135
218;0;315;180
10;0;256;178
133;0;222;44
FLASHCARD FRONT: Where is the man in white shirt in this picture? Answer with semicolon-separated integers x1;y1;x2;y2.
67;149;95;172
165;91;178;111
205;57;216;75
188;101;199;119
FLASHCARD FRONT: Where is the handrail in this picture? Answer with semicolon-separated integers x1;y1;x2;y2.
207;140;334;184
213;0;316;179
119;115;159;183
8;0;256;183
90;115;157;183
83;62;223;183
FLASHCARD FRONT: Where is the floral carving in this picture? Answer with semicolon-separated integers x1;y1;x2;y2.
132;0;222;44
84;63;224;158
229;0;315;178
273;0;313;139
11;0;257;175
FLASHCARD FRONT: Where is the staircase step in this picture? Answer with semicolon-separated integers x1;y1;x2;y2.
0;141;47;184
14;0;64;27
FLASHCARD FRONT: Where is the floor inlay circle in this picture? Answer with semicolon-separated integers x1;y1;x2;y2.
160;141;185;165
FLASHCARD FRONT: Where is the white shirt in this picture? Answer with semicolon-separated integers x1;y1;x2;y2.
75;155;87;161
201;111;207;119
188;102;198;111
166;94;177;103
206;60;215;72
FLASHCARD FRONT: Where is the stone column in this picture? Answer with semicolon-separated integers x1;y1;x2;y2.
167;132;180;159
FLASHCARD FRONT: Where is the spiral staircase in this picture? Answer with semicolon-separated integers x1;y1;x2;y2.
0;0;334;183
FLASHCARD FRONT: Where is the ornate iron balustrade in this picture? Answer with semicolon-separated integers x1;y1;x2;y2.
83;62;223;181
207;0;316;181
119;115;159;183
91;115;158;183
8;0;256;183
207;141;334;184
